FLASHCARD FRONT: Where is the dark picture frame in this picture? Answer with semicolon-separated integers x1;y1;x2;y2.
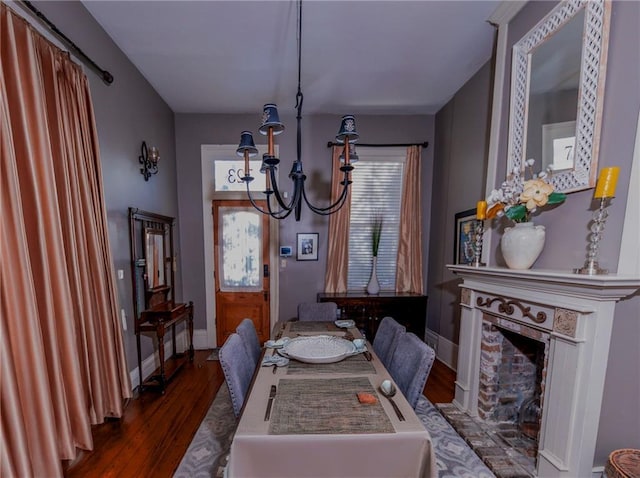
297;233;319;261
454;209;477;265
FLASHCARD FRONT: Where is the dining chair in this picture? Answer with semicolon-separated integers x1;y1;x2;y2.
297;302;338;321
236;318;261;366
388;332;436;409
373;316;406;369
219;333;255;417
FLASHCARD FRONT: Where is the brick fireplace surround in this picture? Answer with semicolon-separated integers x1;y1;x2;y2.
447;265;640;478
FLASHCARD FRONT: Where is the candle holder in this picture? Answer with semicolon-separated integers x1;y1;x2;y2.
574;197;610;275
471;219;486;267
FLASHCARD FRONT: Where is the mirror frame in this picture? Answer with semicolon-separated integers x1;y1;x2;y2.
507;0;611;193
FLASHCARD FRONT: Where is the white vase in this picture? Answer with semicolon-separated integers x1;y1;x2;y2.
501;222;546;270
366;257;380;295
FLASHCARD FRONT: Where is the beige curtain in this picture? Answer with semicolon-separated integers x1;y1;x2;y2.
1;5;131;477
395;146;423;293
324;146;351;292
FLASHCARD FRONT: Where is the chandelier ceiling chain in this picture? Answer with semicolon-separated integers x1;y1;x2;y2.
236;0;358;221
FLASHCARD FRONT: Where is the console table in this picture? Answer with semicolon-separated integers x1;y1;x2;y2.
317;292;427;340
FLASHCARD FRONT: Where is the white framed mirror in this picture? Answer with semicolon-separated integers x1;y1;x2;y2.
507;0;611;193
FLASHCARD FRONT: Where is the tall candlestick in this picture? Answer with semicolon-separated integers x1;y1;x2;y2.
594;167;620;198
471;220;486;267
476;200;487;220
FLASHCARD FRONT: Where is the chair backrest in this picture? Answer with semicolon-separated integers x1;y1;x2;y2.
297;302;337;321
388;332;436;409
236;318;261;366
373;316;406;369
219;333;255;417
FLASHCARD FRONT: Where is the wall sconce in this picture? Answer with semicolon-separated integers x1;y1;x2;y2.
139;141;159;181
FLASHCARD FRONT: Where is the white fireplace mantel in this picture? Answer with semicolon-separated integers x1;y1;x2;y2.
447;265;640;478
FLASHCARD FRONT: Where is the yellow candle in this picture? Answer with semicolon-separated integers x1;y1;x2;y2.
594;167;620;198
476;200;487;220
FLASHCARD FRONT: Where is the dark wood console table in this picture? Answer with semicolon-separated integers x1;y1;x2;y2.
317;292;427;341
137;299;194;393
129;208;194;394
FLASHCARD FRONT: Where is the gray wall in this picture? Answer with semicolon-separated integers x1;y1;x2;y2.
488;0;640;466
428;61;493;344
428;1;640;466
175;113;434;330
30;1;179;372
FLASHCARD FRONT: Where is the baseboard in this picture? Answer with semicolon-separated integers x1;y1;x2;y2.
591;466;604;478
193;329;209;350
425;329;458;371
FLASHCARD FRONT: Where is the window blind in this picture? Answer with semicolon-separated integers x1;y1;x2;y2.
347;147;405;291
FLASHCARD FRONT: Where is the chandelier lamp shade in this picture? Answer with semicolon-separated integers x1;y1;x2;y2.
236;0;358;221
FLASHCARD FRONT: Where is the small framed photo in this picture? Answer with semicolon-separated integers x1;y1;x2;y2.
297;233;319;261
454;209;477;265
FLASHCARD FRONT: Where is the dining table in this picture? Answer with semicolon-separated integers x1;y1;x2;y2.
225;320;437;478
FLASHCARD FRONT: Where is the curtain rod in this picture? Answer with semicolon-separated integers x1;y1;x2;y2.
326;141;429;149
18;1;114;85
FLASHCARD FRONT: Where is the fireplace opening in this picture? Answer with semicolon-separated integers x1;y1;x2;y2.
439;318;550;477
479;323;546;436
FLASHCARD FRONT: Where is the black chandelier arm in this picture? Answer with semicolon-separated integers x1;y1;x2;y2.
244;182;294;219
302;180;350;215
268;167;297;211
265;189;296;219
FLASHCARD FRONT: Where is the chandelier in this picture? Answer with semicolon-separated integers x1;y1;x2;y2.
236;0;358;221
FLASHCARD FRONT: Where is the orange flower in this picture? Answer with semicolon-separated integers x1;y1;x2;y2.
486;203;504;219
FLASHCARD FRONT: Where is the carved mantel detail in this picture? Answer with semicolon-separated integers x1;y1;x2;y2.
460;287;471;306
553;308;578;338
477;295;547;324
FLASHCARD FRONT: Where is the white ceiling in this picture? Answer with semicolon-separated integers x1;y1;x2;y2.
82;0;501;115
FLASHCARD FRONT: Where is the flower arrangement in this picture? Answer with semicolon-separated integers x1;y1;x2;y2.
370;213;383;257
486;159;566;223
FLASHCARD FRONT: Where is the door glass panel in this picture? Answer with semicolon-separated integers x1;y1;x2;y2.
219;207;262;291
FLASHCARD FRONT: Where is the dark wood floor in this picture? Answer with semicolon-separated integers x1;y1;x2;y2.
63;350;456;478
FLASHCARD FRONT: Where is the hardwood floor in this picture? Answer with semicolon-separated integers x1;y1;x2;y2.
63;351;456;478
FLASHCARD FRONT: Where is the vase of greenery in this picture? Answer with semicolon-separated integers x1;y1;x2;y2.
366;215;383;295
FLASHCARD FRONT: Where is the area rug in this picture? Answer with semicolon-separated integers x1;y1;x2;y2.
174;383;494;478
173;382;237;478
207;348;220;361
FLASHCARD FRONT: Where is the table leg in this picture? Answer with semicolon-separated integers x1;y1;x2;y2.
188;302;194;361
157;326;166;393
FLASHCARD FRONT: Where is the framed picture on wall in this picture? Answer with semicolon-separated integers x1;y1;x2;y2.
454;209;476;265
297;233;319;261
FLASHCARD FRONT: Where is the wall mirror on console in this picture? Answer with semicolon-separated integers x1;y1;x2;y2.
129;208;193;393
507;0;611;193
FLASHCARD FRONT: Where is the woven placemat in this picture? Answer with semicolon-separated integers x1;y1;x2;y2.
269;377;394;435
286;353;376;375
289;321;341;333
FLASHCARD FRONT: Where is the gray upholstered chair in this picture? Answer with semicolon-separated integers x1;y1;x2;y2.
373;316;406;369
219;333;255;417
236;318;261;366
388;332;436;409
297;302;338;321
